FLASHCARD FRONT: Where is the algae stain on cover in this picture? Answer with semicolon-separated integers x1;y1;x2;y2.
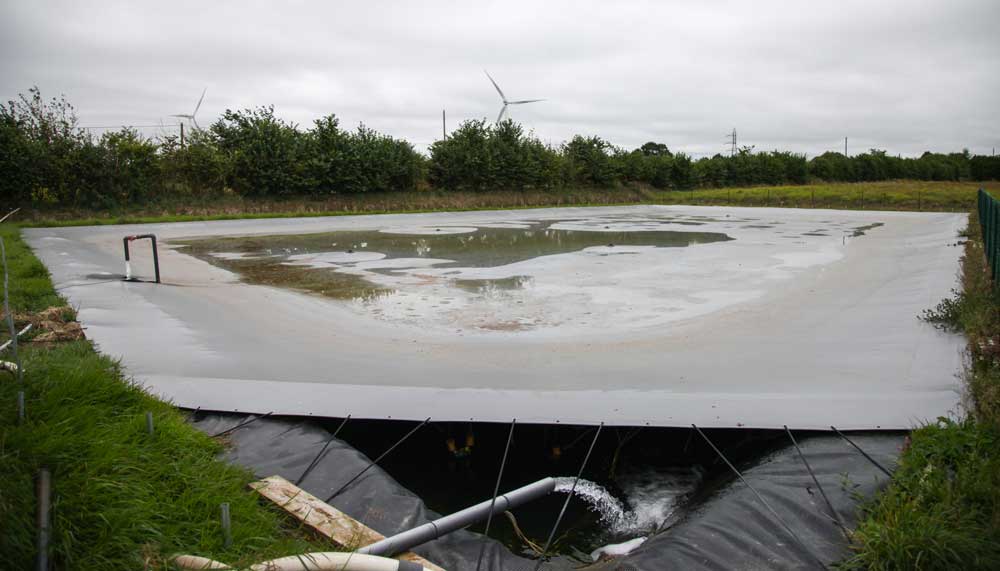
177;224;733;301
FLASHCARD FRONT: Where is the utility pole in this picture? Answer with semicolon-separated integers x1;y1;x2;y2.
180;122;185;147
844;137;848;157
728;128;737;157
442;110;447;141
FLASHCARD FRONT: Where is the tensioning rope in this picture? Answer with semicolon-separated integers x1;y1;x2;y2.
694;424;829;570
475;418;516;571
532;422;603;571
829;426;893;478
784;425;849;540
326;417;431;503
295;415;351;485
210;411;274;438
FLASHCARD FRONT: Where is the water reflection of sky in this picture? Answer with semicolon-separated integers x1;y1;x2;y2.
176;213;882;334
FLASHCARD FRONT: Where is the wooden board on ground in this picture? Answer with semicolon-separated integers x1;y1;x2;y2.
250;475;446;571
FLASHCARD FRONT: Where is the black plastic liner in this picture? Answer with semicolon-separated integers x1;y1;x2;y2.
595;433;903;571
191;413;551;571
191;413;902;571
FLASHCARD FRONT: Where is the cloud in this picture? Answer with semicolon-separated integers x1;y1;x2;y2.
2;0;997;156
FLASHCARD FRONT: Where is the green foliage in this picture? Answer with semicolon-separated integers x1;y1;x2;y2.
0;224;63;312
94;129;160;205
348;124;424;194
563;135;617;187
2;87;998;212
305;116;423;194
0;87;87;205
971;155;1000;181
921;289;965;331
1;343;331;570
639;141;671;157
211;106;309;197
844;419;1000;571
159;129;230;196
429;119;559;191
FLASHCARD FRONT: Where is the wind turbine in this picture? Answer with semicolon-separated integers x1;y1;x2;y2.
171;88;206;129
484;71;543;123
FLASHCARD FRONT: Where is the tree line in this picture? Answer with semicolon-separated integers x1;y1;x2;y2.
2;88;998;209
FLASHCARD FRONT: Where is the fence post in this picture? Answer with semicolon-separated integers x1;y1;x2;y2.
980;189;999;287
988;200;1000;287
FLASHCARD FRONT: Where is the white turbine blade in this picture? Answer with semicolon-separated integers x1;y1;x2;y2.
508;99;545;105
192;116;200;129
193;88;206;116
496;105;506;123
484;70;506;102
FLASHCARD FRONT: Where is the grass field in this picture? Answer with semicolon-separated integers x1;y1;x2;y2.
0;224;331;570
14;180;1000;228
652;180;999;211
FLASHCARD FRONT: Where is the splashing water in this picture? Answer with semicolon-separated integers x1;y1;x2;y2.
554;477;632;532
554;467;703;535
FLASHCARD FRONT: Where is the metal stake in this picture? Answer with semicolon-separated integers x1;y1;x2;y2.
533;423;603;571
37;468;51;571
146;411;154;436
220;503;232;548
476;419;516;571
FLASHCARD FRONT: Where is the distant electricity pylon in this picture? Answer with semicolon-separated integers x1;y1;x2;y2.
726;128;737;157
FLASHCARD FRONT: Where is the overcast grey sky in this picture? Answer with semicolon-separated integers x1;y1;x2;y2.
2;0;997;157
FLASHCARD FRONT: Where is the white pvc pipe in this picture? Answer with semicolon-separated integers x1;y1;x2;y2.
251;553;427;571
0;323;31;353
125;260;133;280
171;553;430;571
170;555;230;569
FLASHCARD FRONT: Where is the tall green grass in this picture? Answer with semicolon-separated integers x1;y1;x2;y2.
0;223;63;312
843;419;1000;570
0;224;331;570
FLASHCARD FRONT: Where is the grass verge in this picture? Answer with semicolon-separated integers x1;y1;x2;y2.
843;210;1000;570
0;224;331;569
14;180;1000;228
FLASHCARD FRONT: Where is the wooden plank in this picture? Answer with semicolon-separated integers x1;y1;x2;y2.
250;475;446;571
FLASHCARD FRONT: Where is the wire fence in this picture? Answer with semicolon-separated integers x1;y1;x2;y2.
978;188;999;283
